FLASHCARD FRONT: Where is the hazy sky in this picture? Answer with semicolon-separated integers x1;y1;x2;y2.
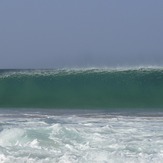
0;0;163;68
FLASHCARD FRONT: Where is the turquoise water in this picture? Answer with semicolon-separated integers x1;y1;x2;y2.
0;68;163;109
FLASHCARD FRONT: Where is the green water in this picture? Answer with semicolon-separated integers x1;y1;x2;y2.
0;68;163;109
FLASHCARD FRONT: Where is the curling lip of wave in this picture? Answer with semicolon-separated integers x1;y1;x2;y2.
0;66;163;78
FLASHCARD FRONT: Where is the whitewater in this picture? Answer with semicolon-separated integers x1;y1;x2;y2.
0;109;163;163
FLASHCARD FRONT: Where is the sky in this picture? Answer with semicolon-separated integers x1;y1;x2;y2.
0;0;163;69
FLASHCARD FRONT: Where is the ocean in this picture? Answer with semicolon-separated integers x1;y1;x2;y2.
0;68;163;163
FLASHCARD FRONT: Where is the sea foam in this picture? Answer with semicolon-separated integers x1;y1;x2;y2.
0;109;163;163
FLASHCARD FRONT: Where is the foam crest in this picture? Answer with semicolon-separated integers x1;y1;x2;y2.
0;66;163;78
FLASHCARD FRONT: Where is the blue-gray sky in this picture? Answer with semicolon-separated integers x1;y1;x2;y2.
0;0;163;68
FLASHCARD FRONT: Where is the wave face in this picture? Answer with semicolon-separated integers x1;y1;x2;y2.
0;68;163;109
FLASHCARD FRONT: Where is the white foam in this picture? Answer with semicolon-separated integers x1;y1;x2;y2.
0;128;25;147
1;66;163;79
1;111;163;162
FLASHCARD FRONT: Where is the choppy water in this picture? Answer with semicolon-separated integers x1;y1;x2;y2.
0;109;163;163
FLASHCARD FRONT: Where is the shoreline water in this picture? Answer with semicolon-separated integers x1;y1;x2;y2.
1;107;163;118
0;108;163;163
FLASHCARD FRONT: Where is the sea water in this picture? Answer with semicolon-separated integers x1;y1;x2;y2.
0;68;163;108
0;109;163;163
0;68;163;162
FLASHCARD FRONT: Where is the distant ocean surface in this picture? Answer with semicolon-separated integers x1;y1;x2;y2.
0;68;163;163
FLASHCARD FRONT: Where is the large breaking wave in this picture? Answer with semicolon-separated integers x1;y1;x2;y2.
0;67;163;109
